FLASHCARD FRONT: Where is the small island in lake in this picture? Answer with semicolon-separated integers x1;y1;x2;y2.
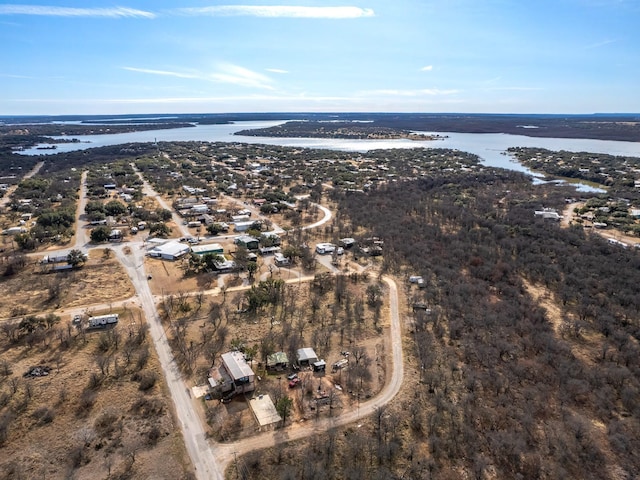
234;120;446;141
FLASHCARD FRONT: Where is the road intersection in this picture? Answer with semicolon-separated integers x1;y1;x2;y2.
5;169;405;480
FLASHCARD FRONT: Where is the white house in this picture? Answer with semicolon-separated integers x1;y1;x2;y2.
234;221;257;232
208;351;256;396
274;252;290;266
315;243;336;254
148;241;190;261
534;209;562;221
88;314;119;329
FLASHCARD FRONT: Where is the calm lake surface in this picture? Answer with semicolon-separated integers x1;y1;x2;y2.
20;120;640;192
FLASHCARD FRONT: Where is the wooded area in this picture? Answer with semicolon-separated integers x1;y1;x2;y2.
239;168;640;479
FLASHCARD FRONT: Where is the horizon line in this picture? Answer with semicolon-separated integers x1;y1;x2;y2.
2;111;640;118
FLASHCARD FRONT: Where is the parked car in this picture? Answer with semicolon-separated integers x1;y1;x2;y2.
289;377;301;388
287;373;298;381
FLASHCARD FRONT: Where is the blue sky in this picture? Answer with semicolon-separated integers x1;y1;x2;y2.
1;0;639;115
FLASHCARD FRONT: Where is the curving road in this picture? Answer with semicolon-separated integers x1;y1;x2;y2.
7;165;404;480
211;276;402;470
302;203;332;231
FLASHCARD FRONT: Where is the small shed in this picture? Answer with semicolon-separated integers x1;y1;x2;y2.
266;352;289;371
312;360;326;372
249;394;282;427
339;238;356;248
297;347;319;366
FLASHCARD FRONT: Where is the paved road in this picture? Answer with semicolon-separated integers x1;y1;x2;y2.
5;165;404;480
115;243;224;480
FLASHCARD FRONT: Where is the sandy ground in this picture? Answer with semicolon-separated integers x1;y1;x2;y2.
562;201;640;246
0;249;135;320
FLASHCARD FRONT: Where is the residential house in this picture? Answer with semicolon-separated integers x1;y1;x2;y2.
147;241;190;261
208;351;256;396
235;235;260;250
266;351;289;371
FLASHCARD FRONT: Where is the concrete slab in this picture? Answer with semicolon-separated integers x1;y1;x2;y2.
249;394;282;426
192;385;210;399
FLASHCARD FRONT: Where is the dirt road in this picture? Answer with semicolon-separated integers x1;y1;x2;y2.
131;163;192;238
212;276;402;468
303;203;332;230
0;161;44;210
73;171;91;248
11;167;403;480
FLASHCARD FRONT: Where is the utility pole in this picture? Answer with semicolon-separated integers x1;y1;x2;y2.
233;451;240;479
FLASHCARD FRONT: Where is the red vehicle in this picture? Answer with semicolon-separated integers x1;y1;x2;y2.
289;377;301;388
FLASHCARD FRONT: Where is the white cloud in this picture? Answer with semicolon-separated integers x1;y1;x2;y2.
0;5;155;18
266;68;289;74
485;86;543;91
420;65;433;71
174;5;374;19
122;67;199;79
358;88;459;97
0;73;37;79
123;64;275;90
584;38;618;49
209;64;275;90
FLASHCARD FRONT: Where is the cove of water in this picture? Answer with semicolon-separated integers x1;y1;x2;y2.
19;120;640;193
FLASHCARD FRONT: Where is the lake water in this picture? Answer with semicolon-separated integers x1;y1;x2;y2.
19;120;640;192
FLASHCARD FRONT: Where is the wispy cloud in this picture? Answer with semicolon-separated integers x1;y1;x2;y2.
209;64;275;90
0;5;155;18
485;86;543;91
123;63;276;90
266;68;289;74
420;65;433;72
122;67;199;79
0;73;37;79
174;5;374;19
584;38;618;49
358;88;459;97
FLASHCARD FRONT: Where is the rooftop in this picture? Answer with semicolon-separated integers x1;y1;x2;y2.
222;351;254;380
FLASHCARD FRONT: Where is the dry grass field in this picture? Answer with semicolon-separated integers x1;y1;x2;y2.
0;310;193;480
0;249;135;320
0;241;194;478
155;264;390;442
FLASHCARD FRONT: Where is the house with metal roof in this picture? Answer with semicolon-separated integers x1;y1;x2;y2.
147;241;190;261
297;347;319;366
208;351;255;396
266;351;289;371
190;243;224;255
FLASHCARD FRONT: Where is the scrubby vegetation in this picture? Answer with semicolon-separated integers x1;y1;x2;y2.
236;167;640;479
